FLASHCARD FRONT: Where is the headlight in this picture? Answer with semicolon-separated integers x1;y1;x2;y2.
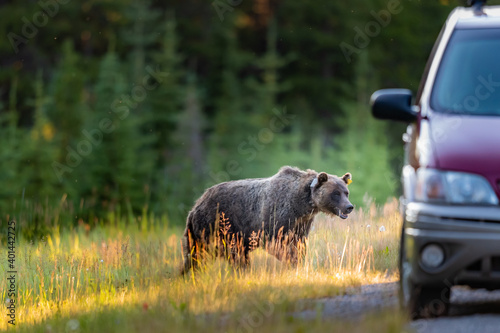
415;169;499;205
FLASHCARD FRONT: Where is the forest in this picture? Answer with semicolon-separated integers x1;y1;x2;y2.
0;0;472;237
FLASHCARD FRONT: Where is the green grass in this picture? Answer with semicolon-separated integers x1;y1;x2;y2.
1;199;405;332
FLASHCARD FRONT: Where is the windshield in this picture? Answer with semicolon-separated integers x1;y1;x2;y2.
430;28;500;115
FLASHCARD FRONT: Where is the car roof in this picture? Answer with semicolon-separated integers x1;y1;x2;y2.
452;5;500;28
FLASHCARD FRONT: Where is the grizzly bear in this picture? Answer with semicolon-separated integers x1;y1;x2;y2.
181;166;353;274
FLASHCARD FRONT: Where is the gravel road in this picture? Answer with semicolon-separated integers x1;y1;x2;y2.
294;282;500;332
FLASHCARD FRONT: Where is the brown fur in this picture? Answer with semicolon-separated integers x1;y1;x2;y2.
181;166;353;274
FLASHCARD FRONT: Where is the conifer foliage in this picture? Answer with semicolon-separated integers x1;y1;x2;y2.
0;1;459;235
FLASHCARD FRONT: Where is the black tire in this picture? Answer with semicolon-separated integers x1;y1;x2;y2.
399;224;451;319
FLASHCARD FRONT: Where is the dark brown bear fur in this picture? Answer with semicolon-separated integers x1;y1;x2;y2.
181;166;353;274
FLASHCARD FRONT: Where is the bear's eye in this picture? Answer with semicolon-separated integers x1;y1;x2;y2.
332;190;340;197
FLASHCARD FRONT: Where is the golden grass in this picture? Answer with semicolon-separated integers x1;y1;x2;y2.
1;199;403;332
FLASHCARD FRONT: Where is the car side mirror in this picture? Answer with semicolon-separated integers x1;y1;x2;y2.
370;89;418;122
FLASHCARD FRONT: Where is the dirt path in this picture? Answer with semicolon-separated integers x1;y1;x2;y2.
294;282;500;332
294;282;399;320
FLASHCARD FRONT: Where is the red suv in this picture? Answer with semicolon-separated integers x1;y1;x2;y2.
371;0;500;319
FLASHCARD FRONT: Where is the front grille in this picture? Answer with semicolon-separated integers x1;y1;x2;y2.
492;257;500;272
465;256;500;274
439;216;500;224
466;260;481;272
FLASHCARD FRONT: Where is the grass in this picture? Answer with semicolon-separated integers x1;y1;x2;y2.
1;199;405;332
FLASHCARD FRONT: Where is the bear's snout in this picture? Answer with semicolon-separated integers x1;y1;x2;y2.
333;202;354;220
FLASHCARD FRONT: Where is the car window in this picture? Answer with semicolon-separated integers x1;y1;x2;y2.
430;28;500;116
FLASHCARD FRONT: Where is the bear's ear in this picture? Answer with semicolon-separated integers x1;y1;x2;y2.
342;173;352;185
317;172;329;185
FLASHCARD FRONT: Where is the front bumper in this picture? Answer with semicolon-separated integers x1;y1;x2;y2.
404;202;500;289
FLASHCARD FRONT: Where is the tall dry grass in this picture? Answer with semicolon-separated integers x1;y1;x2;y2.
0;199;403;332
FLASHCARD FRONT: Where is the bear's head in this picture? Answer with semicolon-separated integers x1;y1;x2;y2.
310;172;353;219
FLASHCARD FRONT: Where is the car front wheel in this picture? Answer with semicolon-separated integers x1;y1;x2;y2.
399;225;451;319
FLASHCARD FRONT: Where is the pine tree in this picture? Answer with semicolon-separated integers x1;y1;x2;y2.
277;0;364;128
166;74;206;219
249;19;289;121
147;13;184;207
23;71;63;202
48;40;86;157
336;52;397;206
243;19;291;178
208;17;253;176
122;0;161;85
13;71;68;238
0;76;27;210
86;51;153;216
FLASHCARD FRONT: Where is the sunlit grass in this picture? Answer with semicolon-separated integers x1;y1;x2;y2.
1;199;403;332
